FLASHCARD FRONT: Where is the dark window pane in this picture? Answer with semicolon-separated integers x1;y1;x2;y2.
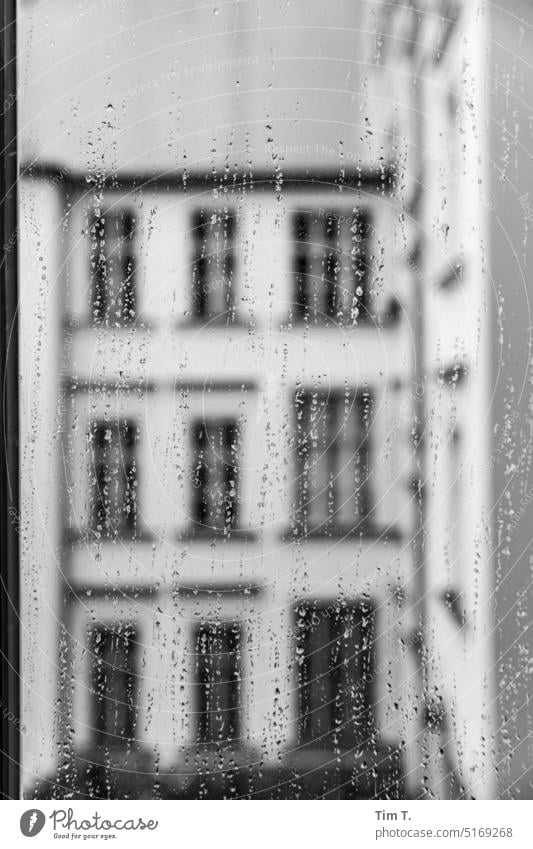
295;601;374;750
292;209;371;324
191;420;239;533
294;390;372;534
90;420;138;539
191;208;237;321
194;622;242;745
90;626;138;747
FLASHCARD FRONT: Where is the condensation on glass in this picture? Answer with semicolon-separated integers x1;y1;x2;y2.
16;0;504;801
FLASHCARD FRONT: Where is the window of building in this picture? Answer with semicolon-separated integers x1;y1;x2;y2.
194;622;242;746
90;206;136;326
292;208;372;324
191;419;239;534
90;420;138;539
294;389;372;535
191;208;237;321
294;601;374;750
90;625;138;747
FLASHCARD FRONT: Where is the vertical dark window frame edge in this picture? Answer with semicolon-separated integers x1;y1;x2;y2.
0;0;19;799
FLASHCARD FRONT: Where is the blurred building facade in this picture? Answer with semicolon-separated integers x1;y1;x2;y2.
19;0;493;799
